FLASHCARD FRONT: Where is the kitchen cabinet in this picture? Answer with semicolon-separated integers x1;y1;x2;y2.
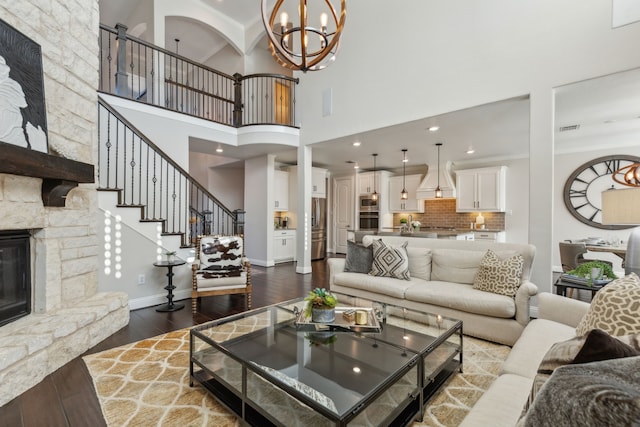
274;229;296;263
274;170;289;211
456;166;507;212
357;172;379;194
312;167;327;198
388;174;425;213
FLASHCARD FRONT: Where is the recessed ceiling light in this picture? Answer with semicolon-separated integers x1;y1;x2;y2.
353;141;361;147
466;146;475;154
428;126;440;132
216;147;224;153
353;367;361;374
354;163;359;169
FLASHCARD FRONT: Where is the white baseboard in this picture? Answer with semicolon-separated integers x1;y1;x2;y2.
129;289;191;310
296;265;312;274
250;258;273;267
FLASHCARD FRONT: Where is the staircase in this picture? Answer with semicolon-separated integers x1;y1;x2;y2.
97;98;239;250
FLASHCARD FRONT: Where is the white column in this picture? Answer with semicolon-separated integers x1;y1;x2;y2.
296;146;313;274
529;88;555;294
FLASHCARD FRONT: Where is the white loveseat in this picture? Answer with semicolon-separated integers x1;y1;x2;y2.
328;235;537;346
460;293;589;426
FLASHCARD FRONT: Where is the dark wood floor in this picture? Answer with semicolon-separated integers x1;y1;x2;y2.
0;258;334;427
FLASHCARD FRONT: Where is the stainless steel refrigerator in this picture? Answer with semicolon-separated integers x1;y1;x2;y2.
311;198;327;260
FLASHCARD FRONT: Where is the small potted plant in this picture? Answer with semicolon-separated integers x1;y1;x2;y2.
304;288;338;323
568;261;617;285
165;251;176;263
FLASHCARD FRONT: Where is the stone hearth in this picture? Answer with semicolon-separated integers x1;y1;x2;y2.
0;175;129;407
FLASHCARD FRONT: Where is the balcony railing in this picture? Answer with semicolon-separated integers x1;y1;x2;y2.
99;23;299;128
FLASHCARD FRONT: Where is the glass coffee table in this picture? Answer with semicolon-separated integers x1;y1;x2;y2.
190;295;462;426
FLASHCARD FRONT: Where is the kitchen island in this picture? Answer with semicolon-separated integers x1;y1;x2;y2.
348;228;506;243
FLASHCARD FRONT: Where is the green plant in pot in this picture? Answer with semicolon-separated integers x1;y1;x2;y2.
568;261;618;285
304;288;338;323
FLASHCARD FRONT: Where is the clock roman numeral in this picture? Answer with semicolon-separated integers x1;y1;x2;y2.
604;159;621;174
569;189;587;198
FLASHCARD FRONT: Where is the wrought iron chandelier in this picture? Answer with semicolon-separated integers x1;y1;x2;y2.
261;0;347;72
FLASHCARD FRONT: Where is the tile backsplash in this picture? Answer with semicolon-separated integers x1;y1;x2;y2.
393;199;505;230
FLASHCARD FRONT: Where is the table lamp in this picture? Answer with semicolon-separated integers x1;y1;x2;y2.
601;187;640;276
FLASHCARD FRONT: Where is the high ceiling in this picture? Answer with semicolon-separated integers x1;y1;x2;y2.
100;1;640;175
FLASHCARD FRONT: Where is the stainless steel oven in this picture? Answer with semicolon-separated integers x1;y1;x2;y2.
359;212;379;230
359;195;379;212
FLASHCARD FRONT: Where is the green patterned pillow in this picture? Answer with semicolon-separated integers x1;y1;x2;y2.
576;273;640;337
472;249;524;297
369;239;410;280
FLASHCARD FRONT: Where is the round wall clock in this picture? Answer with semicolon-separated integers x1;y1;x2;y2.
563;154;640;230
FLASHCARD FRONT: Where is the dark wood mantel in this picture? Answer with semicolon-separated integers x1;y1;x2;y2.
0;141;94;207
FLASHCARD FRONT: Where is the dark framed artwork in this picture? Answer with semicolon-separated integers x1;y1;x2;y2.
0;18;48;153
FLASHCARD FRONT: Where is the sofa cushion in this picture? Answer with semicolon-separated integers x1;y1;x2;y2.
199;236;243;271
406;247;432;281
344;241;373;274
332;272;420;299
576;272;640;336
369;239;410;280
472;249;524;297
519;356;640;427
459;374;533;427
501;319;577;379
404;281;516;318
431;249;485;284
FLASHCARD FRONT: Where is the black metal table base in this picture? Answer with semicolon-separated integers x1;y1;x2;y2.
154;259;186;312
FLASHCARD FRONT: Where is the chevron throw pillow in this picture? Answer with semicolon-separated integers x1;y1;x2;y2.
369;239;410;280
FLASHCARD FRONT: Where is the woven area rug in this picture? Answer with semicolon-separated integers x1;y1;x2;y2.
84;329;509;427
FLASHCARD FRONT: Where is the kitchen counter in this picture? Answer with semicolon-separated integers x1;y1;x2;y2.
349;228;505;243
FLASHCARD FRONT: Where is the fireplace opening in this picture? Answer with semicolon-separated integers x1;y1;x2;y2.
0;230;31;327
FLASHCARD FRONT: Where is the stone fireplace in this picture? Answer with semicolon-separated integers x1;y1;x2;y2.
0;230;31;327
0;170;129;407
0;0;129;407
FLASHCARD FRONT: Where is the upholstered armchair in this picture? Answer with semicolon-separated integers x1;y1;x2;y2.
191;235;252;314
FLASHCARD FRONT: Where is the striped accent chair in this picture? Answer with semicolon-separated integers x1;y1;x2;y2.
191;235;252;314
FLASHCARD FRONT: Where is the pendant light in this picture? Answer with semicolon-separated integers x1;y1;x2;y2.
435;142;443;198
400;149;408;200
371;153;379;201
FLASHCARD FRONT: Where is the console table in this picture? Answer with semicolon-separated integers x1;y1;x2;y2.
153;259;186;312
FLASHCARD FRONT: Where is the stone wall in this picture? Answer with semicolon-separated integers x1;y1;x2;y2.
0;0;129;407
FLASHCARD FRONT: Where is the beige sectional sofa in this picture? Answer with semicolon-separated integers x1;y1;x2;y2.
328;235;538;346
460;292;589;426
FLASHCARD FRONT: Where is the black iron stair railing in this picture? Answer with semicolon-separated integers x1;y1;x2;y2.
98;98;239;246
99;23;299;128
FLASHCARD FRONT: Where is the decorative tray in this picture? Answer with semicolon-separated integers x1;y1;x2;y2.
560;273;612;286
294;306;382;333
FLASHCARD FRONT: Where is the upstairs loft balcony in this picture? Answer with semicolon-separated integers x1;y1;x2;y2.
99;24;299;129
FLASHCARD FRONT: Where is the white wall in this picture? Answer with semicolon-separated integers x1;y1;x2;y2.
244;155;273;266
295;0;640;294
209;167;244;210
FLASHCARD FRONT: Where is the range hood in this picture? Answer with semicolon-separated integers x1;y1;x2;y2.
415;161;457;199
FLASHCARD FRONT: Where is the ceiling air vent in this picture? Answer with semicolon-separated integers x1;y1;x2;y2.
559;124;580;132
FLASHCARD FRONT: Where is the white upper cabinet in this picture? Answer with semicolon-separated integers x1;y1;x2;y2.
388;174;425;213
274;170;289;211
455;166;507;212
312;167;327;198
357;172;379;194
